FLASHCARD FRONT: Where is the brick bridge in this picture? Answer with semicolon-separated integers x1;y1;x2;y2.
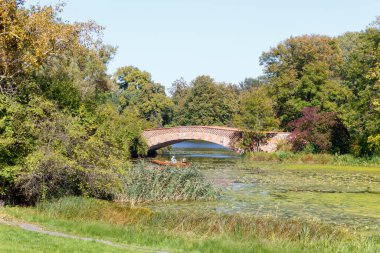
142;126;290;153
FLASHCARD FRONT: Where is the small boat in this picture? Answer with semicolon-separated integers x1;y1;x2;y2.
150;159;191;167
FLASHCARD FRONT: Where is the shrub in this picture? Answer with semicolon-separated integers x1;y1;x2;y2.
277;151;295;161
6;98;148;204
289;107;350;154
17;148;126;204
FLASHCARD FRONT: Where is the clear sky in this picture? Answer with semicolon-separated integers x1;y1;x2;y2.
29;0;380;88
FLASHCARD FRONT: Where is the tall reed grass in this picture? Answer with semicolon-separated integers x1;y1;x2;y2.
37;197;348;242
119;165;219;203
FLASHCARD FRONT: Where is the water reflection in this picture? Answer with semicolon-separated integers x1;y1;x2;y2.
158;140;240;159
172;140;228;149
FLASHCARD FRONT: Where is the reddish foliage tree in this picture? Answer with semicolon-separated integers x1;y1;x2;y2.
289;107;349;153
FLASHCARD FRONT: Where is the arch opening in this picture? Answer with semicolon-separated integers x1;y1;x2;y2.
147;138;234;152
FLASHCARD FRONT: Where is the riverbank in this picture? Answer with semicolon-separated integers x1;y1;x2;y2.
1;196;379;253
246;152;380;166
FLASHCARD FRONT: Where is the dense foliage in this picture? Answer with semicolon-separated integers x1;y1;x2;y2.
233;86;279;131
170;75;238;126
260;35;350;127
0;1;158;204
289;107;350;154
113;66;173;126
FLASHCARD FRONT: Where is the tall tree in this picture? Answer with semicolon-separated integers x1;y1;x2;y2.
113;66;173;126
0;1;146;203
260;35;351;127
337;19;380;155
233;85;279;131
0;0;110;97
172;75;238;126
238;76;267;91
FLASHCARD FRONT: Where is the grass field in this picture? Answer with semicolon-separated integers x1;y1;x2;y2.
0;223;138;253
1;196;380;253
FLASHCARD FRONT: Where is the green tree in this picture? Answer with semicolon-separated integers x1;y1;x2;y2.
113;66;173;126
260;35;351;127
365;55;380;155
337;19;380;155
238;76;267;91
0;2;147;204
173;75;238;126
233;86;279;131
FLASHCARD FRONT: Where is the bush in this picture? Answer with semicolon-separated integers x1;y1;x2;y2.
0;96;149;204
289;107;350;154
277;151;295;161
17;148;127;204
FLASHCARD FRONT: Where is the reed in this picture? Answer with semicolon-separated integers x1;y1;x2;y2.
37;197;347;242
118;165;219;203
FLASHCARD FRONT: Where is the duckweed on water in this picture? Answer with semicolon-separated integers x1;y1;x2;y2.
149;158;380;233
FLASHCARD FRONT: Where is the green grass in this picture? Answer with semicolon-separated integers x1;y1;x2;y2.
2;197;380;253
246;152;380;166
0;223;136;253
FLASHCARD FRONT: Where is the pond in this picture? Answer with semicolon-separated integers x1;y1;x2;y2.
151;140;380;232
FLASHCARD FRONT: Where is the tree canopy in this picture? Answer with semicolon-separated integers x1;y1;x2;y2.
113;66;173;126
170;75;238;126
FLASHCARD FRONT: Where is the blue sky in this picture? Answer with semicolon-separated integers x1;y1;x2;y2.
29;0;380;88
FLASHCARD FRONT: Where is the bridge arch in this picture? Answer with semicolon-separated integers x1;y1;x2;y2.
142;126;290;153
142;126;242;151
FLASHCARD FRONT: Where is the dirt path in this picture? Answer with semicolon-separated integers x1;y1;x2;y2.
0;217;169;253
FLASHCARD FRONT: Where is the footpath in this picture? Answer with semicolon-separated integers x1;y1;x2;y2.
0;214;169;253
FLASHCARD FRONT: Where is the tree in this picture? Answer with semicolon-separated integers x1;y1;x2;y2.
0;2;147;204
337;20;380;155
113;66;173;126
238;76;267;91
172;75;238;126
289;107;350;154
233;85;279;131
0;0;109;97
366;59;380;155
260;35;351;127
169;78;190;106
